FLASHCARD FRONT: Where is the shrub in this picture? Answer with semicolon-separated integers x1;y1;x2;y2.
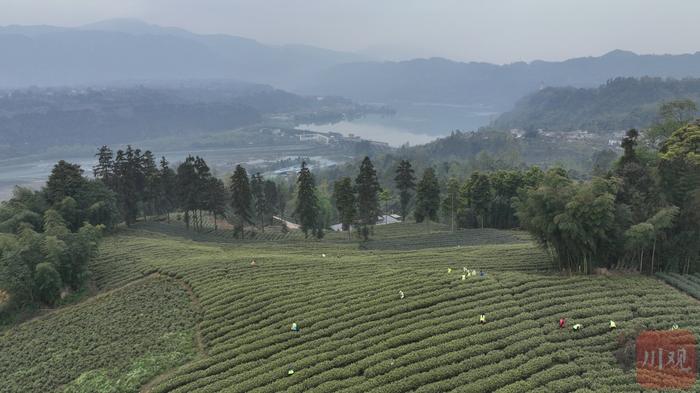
34;262;62;305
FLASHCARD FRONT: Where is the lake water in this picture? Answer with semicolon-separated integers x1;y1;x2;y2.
301;102;497;147
0;103;498;200
300;120;436;147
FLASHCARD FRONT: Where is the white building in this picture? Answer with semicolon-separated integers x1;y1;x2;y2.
299;133;330;144
330;215;402;231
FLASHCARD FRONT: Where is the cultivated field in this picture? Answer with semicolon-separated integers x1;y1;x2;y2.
0;276;197;393
2;223;700;392
658;272;700;300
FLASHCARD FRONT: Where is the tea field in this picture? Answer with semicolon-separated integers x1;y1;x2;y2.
3;223;700;392
0;275;198;393
658;272;700;300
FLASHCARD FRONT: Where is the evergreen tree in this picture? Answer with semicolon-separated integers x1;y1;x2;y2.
157;157;177;222
206;177;227;230
92;145;114;185
250;173;267;232
355;157;381;240
294;161;320;239
394;160;416;221
466;172;492;228
333;177;356;233
415;168;441;232
176;156;198;229
113;146;145;225
616;129;656;223
378;189;392;224
263;180;279;225
229;165;253;234
441;177;461;232
193;157;212;229
141;150;159;220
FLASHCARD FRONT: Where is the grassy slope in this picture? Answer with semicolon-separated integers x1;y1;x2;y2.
0;276;197;393
82;225;700;392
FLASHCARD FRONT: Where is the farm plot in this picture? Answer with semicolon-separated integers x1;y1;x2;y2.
84;231;700;392
134;221;347;243
657;272;700;299
360;228;527;250
0;276;198;393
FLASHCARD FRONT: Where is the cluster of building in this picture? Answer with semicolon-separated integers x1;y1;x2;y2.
298;131;390;148
509;128;626;149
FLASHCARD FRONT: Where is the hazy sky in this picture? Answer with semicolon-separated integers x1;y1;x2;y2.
1;0;699;64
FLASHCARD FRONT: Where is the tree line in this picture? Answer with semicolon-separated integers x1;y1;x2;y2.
92;145;290;237
1;162;110;314
516;122;700;273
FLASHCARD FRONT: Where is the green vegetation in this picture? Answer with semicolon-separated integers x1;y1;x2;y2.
0;101;698;391
493;77;700;132
394;160;416;221
295;161;323;239
2;212;699;391
515;122;700;274
0;276;197;393
657;273;700;299
354;157;381;240
0;84;387;159
52;225;700;392
360;227;530;252
0;160;112;315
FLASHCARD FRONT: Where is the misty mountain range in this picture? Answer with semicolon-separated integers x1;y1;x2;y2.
0;19;365;91
3;19;700;112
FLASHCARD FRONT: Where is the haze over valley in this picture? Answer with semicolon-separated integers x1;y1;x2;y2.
2;2;700;392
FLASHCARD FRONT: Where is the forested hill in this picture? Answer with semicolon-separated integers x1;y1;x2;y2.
0;82;374;158
304;50;700;110
492;77;700;132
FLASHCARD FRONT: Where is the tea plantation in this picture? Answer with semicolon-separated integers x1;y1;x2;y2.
0;276;198;393
3;223;700;392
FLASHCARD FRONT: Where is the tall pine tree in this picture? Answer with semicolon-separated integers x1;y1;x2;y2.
355;157;381;240
333;177;356;235
158;156;177;222
415;167;441;232
193;156;212;229
176;156;198;229
229;165;253;235
294;161;321;239
250;173;267;232
206;177;227;230
141;150;158;221
93;145;114;185
466;172;492;229
263;180;279;225
394;160;416;222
